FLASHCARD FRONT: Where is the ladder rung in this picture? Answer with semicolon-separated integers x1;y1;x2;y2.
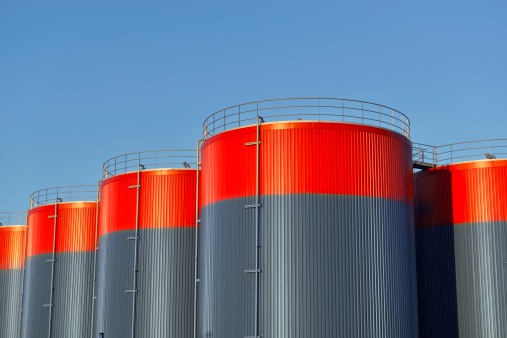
128;185;141;189
244;204;262;209
127;236;140;240
45;259;56;263
245;336;261;338
245;141;261;146
124;290;138;293
244;269;262;273
197;219;201;223
43;304;53;307
48;215;58;219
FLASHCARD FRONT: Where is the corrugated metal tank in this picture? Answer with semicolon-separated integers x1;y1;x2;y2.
21;186;97;338
0;213;26;338
198;99;418;338
415;158;507;338
93;150;196;338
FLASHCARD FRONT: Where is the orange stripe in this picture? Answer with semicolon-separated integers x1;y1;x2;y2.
0;226;26;269
201;122;413;206
415;160;507;228
26;202;97;257
99;169;197;237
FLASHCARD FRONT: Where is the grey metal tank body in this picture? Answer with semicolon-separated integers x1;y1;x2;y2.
93;228;194;338
417;221;507;338
20;252;94;338
198;194;418;338
0;269;24;338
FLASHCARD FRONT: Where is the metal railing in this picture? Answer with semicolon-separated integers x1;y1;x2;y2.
30;185;97;208
102;149;196;180
413;139;507;167
202;98;411;139
412;143;438;165
0;211;26;226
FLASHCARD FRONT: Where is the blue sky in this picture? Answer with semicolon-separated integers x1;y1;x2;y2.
1;1;506;212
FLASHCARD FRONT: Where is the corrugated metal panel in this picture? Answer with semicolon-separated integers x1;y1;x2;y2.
20;255;51;338
414;160;507;228
93;229;194;337
199;195;418;337
0;270;23;337
22;202;97;338
454;221;507;337
26;202;96;256
0;226;25;269
415;160;507;338
0;226;25;338
94;168;196;337
199;122;417;337
21;253;94;338
99;169;196;236
414;169;453;229
201;122;413;206
416;226;459;338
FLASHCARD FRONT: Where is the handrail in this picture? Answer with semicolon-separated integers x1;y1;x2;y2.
29;185;97;208
0;211;27;226
202;98;411;139
413;139;507;167
102;149;196;180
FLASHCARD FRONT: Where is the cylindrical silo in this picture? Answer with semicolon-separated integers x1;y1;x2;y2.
198;98;418;337
0;212;26;338
414;140;507;338
94;150;196;338
21;186;97;338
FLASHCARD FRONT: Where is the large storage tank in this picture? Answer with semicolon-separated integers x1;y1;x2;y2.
94;150;197;338
21;186;97;338
414;140;507;338
0;212;26;338
198;98;418;337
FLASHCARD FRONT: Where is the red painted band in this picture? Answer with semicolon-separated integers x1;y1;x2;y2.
415;159;507;228
99;169;197;237
26;202;97;257
0;226;26;269
201;122;413;207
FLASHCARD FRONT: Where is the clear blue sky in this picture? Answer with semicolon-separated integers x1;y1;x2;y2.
1;1;506;212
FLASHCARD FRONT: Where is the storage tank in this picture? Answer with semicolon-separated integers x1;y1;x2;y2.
93;150;197;338
21;186;98;338
0;212;26;338
414;140;507;338
198;98;418;337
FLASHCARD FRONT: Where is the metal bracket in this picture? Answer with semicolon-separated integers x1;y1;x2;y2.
244;204;262;209
245;141;261;146
124;290;138;293
244;269;262;274
43;304;53;308
127;236;140;240
48;215;58;219
128;185;141;189
45;259;56;263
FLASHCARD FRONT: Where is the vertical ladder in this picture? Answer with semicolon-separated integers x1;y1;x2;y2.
125;164;143;338
19;210;29;335
44;197;61;338
244;115;263;338
90;181;101;338
194;139;203;338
